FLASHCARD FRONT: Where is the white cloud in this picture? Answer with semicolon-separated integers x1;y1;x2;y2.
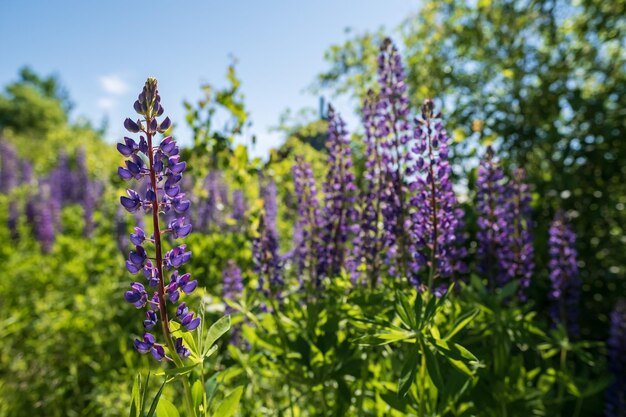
99;74;129;96
97;97;116;110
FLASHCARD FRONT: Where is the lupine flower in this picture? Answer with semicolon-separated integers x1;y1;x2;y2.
375;39;414;277
83;180;101;238
0;140;19;194
231;189;246;225
253;214;283;302
222;260;244;344
606;300;626;417
33;182;56;253
118;78;198;360
498;168;535;300
410;99;466;291
197;171;228;231
548;212;581;336
476;146;510;287
223;260;243;315
20;159;33;184
317;105;358;279
134;333;165;361
261;179;279;239
349;91;385;285
292;156;322;285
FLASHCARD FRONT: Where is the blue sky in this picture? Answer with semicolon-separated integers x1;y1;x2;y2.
0;1;416;157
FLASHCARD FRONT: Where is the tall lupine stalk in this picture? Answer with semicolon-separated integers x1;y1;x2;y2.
376;38;414;278
410;99;466;292
606;300;626;417
231;189;246;226
253;214;284;304
317;105;358;279
476;146;510;288
292;155;322;287
504;168;534;300
118;79;198;371
222;260;244;344
548;212;580;336
349;91;385;287
0;140;19;194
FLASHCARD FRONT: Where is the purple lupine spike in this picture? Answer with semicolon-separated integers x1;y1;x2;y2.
292;156;322;286
33;182;56;253
222;260;245;345
118;78;197;360
223;260;243;315
548;211;581;336
317;105;358;279
231;189;246;225
0;140;19;194
21;159;33;184
261;179;279;239
409;99;466;292
476;146;510;288
55;150;75;204
606;300;626;417
349;91;385;286
497;168;535;300
253;214;284;302
197;171;228;232
375;39;414;278
83;180;101;238
75;146;89;203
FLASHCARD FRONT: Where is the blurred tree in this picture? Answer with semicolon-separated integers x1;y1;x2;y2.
316;0;626;336
0;67;70;133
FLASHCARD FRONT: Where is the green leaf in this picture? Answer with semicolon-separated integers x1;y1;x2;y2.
129;374;141;417
156;398;180;417
354;329;415;346
445;309;479;340
423;345;444;392
212;386;243;417
155;363;199;377
205;373;220;409
395;290;416;329
203;315;231;357
398;350;419;397
146;378;168;417
413;291;424;329
192;380;204;410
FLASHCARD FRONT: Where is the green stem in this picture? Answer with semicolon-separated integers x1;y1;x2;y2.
418;342;427;417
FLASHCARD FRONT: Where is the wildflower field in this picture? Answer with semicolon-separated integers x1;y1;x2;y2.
1;2;625;416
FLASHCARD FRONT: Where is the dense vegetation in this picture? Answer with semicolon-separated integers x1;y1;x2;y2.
0;2;625;416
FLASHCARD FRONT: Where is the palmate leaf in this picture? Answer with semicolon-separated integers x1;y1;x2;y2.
445;309;479;340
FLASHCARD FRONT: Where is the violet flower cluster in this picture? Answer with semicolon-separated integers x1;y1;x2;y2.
376;39;414;277
548;212;580;336
119;78;198;361
409;99;466;291
606;300;626;417
292;155;322;286
475;149;534;298
317;105;358;279
254;180;283;303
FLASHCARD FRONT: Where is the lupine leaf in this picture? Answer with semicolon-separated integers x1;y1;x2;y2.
445;309;479;340
145;378;168;417
128;374;141;417
192;379;204;410
156;398;180;417
202;315;231;357
395;290;416;329
398;349;419;397
212;386;243;417
423;344;444;392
